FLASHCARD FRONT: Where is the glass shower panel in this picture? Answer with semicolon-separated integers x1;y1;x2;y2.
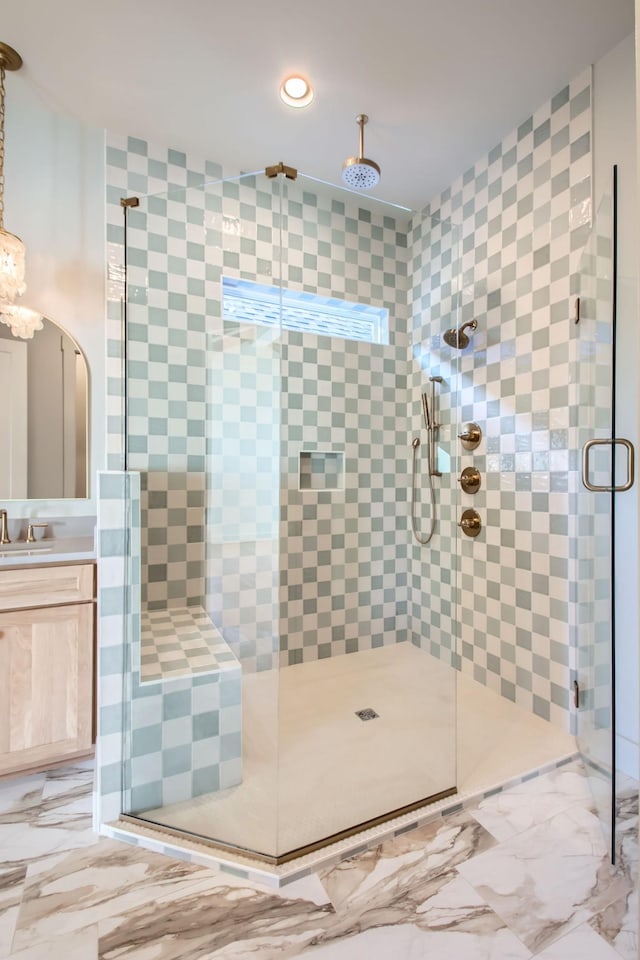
409;208;461;804
273;177;458;857
121;171;284;859
121;168;460;864
574;189;615;854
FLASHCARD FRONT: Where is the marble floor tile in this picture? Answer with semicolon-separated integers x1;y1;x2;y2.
457;803;631;954
0;778;46;822
588;789;638;960
0;814;98;874
1;758;636;960
12;838;330;959
40;764;94;804
532;921;625;959
616;784;639;836
44;760;94;781
290;923;533;959
470;763;592;842
590;898;638;960
0;767;98;884
96;874;534;960
279;875;332;907
0;865;26;959
98;900;330;960
291;819;529;957
8;925;98;960
318;810;497;916
10;807;510;959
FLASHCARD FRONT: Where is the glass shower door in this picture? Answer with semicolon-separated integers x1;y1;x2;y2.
574;179;623;859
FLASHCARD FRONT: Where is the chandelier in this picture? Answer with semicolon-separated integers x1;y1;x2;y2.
0;303;43;339
0;42;26;304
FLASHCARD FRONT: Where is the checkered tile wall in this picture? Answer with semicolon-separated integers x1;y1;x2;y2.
96;470;243;826
409;69;593;731
106;150;410;673
105;65;595;735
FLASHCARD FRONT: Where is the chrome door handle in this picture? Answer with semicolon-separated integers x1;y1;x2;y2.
582;438;635;492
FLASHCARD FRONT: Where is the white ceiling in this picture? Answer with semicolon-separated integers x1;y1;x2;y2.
3;0;635;211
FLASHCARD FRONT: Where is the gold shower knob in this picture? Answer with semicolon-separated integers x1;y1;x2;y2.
458;509;482;537
458;467;481;494
457;422;482;450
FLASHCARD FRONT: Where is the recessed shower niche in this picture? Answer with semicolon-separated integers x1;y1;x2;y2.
299;450;345;491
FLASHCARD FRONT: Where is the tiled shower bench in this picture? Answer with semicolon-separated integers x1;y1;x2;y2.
140;605;240;684
120;605;244;813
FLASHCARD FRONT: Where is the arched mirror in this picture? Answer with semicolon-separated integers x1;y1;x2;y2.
0;315;89;500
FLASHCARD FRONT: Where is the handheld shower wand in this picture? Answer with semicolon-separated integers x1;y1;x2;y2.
426;376;443;478
421;391;431;429
411;375;444;545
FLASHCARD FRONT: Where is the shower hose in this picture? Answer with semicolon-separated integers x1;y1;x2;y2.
410;437;437;545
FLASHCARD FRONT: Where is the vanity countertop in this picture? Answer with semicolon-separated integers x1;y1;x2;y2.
0;536;96;568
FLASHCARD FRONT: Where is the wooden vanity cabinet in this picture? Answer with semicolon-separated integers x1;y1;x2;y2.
0;562;95;777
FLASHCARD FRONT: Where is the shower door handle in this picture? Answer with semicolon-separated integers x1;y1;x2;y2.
581;438;635;492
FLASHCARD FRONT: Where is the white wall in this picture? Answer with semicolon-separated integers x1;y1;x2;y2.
593;32;639;778
2;70;105;520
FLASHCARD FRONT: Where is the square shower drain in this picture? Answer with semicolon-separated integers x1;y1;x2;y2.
355;708;379;721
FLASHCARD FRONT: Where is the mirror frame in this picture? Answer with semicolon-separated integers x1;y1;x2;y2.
0;314;90;501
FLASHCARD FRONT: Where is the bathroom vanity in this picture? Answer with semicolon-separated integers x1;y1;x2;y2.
0;540;96;777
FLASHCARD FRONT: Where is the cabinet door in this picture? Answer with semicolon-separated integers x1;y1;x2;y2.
0;603;94;775
0;564;94;612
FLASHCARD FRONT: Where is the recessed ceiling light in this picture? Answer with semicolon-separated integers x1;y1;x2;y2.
280;75;314;108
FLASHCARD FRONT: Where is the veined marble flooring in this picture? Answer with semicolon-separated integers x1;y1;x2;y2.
141;644;576;858
0;757;636;958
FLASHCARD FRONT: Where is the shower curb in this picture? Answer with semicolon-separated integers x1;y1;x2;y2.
101;749;580;889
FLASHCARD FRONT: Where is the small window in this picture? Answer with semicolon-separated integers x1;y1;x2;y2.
222;276;389;345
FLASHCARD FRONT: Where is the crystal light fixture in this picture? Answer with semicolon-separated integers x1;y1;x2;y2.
0;43;25;304
0;304;43;339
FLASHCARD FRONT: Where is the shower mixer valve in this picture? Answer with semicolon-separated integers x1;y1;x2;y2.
458;509;482;538
458;467;481;494
458;422;482;451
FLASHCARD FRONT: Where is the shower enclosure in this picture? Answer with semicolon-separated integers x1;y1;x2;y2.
109;158;623;867
117;169;461;862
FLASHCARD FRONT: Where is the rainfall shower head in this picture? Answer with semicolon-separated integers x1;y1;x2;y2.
443;319;478;349
342;114;381;190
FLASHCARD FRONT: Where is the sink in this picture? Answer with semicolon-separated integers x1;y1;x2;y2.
0;546;53;557
0;536;94;564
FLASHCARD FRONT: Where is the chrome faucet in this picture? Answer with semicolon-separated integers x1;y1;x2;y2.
0;510;10;545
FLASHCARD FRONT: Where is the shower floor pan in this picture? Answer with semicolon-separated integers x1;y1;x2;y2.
122;644;577;869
